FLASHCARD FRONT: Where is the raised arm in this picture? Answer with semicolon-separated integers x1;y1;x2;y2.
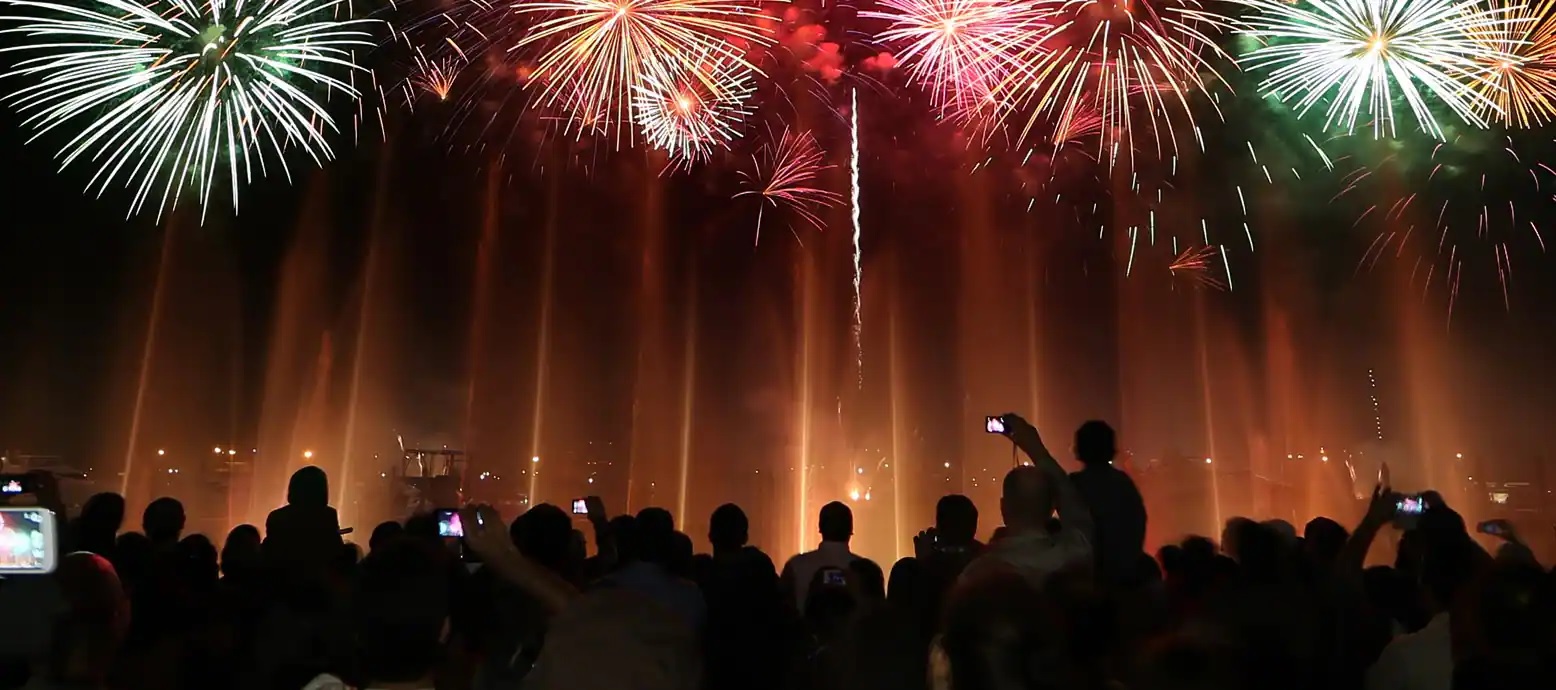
1338;484;1397;580
1002;413;1094;543
460;504;577;615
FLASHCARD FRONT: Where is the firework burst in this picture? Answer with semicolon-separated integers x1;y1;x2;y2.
1337;132;1555;314
1469;0;1556;129
1232;0;1518;139
631;52;755;166
1004;0;1232;169
408;48;464;103
734;128;843;244
511;0;775;141
0;0;377;219
863;0;1051;120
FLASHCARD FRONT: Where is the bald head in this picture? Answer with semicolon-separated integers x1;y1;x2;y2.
1000;466;1055;531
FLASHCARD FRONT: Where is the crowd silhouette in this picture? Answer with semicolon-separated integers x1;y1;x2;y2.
1;412;1553;690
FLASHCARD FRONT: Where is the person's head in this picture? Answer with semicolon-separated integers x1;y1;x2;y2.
1220;517;1259;561
110;532;152;591
1234;521;1285;582
935;495;979;547
669;531;694;578
220;524;262;579
819;501;853;543
940;571;1062;690
354;537;450;686
286;465;330;507
140;497;185;546
1074;420;1117;467
1303;517;1349;566
78;493;125;533
39;553;127;686
999;466;1054;532
887;557;924;610
368;520;403;553
511;503;574;575
634;508;677;567
1417;505;1481;612
403;512;440;543
848;558;886;606
1474;561;1550;651
177;534;220;589
609;515;641;564
636;507;675;534
708;503;749;553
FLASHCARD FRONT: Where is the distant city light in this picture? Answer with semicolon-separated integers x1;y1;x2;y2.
856;467;864;475
943;462;951;468
1456;452;1464;459
864;491;872;501
214;446;222;454
1204;458;1213;464
1320;455;1328;463
156;449;165;456
228;449;237;455
849;489;860;501
532;456;540;463
303;450;314;459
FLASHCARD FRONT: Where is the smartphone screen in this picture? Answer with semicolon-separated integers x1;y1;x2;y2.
571;499;588;515
0;475;29;496
1396;495;1426;515
435;509;463;538
985;416;1006;434
0;508;56;574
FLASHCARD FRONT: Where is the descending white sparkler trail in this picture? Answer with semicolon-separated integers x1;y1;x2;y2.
851;89;863;388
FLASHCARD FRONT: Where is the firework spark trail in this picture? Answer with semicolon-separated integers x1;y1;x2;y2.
1230;0;1519;139
1470;0;1556;128
0;0;378;220
631;50;755;167
734;128;842;244
863;0;1052;120
1004;0;1232;170
510;0;776;141
851;88;863;389
1168;245;1226;289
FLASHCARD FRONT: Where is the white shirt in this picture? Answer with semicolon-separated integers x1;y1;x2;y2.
1365;613;1453;690
959;526;1092;589
781;540;861;610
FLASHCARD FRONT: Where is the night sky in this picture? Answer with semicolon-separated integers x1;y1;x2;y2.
4;6;1556;550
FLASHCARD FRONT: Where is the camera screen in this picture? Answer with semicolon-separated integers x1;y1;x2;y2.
0;510;50;571
0;478;24;494
985;416;1005;434
572;499;588;515
1396;496;1426;515
437;510;463;538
